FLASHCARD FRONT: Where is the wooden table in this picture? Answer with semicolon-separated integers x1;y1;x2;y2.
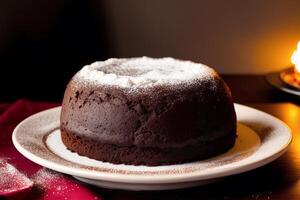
89;75;300;200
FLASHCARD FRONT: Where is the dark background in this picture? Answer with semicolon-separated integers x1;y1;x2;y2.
1;0;300;102
0;0;110;101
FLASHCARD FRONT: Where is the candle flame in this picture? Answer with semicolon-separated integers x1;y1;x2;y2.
291;41;300;73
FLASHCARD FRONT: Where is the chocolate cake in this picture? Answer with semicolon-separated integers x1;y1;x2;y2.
60;57;236;166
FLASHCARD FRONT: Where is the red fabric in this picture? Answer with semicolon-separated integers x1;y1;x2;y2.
0;99;102;200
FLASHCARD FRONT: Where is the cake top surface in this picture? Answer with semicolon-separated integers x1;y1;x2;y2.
75;57;217;88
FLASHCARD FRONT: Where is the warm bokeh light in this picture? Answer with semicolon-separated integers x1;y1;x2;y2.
291;41;300;73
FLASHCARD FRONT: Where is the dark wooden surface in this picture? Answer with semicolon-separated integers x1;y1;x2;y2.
89;75;300;200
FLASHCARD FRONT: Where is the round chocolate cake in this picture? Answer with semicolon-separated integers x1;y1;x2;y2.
60;57;236;166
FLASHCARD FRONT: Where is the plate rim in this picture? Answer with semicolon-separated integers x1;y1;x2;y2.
266;71;300;96
12;103;292;184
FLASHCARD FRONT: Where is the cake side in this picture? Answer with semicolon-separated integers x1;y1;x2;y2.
61;129;235;166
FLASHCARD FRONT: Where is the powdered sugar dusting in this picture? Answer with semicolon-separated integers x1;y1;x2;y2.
76;57;216;88
33;168;63;190
32;168;101;199
0;159;33;194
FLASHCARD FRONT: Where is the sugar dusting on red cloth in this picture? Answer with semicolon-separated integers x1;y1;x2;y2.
31;168;101;200
0;159;33;198
0;99;102;200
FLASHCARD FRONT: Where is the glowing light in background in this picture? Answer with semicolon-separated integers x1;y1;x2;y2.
291;41;300;73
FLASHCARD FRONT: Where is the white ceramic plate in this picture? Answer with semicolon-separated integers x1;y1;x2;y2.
12;104;292;190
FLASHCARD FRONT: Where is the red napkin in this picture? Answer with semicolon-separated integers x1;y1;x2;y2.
0;99;102;200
